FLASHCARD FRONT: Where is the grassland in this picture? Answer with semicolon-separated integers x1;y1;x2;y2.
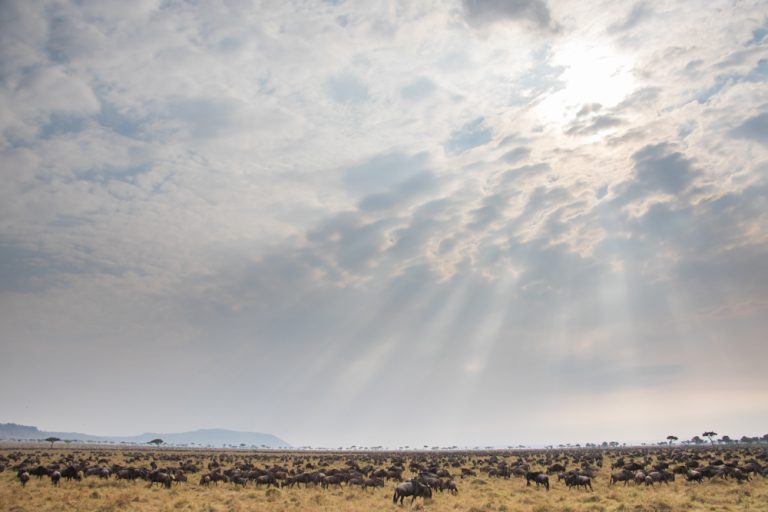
1;445;766;512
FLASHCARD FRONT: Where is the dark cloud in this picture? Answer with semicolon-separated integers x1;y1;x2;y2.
566;115;623;136
343;152;429;195
400;77;436;101
500;146;531;163
445;117;492;154
612;144;701;206
745;23;767;46
326;73;369;104
467;193;508;230
576;103;602;117
358;171;439;212
730;112;768;145
166;96;243;138
462;0;556;31
608;2;652;33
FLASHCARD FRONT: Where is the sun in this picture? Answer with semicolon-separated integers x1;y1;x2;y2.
536;42;636;126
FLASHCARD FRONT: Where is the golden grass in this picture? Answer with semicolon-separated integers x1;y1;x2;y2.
1;447;766;512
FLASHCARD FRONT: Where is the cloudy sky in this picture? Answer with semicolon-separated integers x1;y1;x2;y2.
1;0;767;448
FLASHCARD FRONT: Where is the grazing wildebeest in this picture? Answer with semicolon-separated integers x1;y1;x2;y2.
61;466;81;481
363;477;385;490
19;471;30;487
548;463;566;474
30;466;50;479
393;479;432;505
444;479;459;494
647;471;674;485
564;473;592;491
610;469;633;486
321;474;344;488
686;470;703;483
733;469;751;483
348;477;365;488
148;470;173;489
525;471;550;490
634;471;646;485
51;470;61;487
199;474;211;486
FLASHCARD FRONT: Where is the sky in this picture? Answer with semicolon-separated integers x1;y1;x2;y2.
1;0;767;449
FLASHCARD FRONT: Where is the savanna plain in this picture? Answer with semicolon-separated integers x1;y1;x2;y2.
2;444;767;512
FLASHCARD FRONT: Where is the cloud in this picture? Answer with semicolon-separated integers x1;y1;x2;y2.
401;77;437;101
445;117;493;154
500;146;531;163
730;112;768;145
343;152;430;196
608;2;652;33
566;115;623;136
326;73;369;104
610;144;702;209
462;0;556;31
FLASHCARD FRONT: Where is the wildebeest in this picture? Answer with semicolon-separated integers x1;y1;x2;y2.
393;479;432;505
30;466;50;479
148;470;173;489
61;466;81;481
647;470;674;485
256;473;279;488
19;470;30;487
51;470;61;487
525;471;550;490
564;473;592;491
363;477;385;490
686;470;704;483
610;469;633;486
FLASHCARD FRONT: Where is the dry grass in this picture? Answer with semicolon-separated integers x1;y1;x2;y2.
1;446;766;512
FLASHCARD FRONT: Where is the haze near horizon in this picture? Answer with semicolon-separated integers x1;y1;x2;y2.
1;0;767;449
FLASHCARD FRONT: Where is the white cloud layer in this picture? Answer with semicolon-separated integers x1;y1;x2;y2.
1;0;767;447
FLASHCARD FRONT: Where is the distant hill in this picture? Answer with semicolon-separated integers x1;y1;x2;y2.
0;423;290;448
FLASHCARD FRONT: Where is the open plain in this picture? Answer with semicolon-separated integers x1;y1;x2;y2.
2;445;767;512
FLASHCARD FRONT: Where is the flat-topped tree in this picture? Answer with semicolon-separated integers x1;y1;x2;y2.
44;437;61;448
702;431;717;444
147;438;163;446
666;435;678;445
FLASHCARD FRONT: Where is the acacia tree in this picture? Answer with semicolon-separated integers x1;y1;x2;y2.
666;435;678;446
702;431;718;444
44;437;61;448
147;438;163;446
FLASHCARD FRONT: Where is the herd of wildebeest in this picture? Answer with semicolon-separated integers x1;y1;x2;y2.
3;444;767;505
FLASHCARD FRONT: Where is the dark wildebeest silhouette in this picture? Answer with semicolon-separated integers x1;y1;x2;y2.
564;473;592;491
363;477;384;490
444;479;459;494
51;471;61;486
30;466;50;479
610;469;633;486
393;479;432;505
19;471;30;487
61;466;81;481
525;471;549;490
148;470;173;489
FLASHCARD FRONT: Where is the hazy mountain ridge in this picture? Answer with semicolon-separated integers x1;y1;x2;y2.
0;423;290;448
